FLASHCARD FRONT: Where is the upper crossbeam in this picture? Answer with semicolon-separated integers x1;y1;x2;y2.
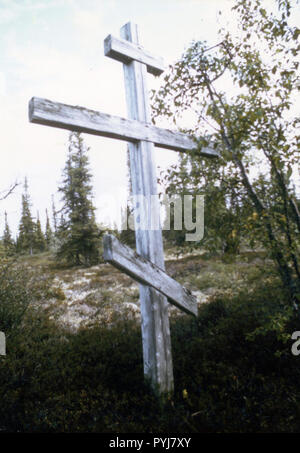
104;34;164;76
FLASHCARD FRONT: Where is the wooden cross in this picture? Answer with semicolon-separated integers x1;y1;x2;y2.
29;22;218;395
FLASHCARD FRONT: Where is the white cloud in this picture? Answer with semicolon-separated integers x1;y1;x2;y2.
0;0;70;24
73;8;102;33
0;72;6;95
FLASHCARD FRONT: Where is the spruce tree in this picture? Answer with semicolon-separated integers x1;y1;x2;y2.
51;194;58;234
2;211;15;256
0;240;5;259
45;209;53;250
34;211;46;253
56;132;100;266
17;178;35;255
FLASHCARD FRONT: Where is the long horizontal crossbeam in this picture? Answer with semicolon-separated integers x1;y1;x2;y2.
104;34;164;76
29;97;219;157
103;234;198;317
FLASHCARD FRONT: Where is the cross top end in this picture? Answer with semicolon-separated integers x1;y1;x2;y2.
104;23;165;77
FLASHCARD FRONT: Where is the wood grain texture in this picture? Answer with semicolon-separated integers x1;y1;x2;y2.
120;22;174;394
103;234;197;316
104;34;164;76
0;332;6;356
29;97;218;157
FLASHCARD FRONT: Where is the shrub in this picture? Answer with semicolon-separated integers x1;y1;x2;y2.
0;259;299;432
0;259;33;335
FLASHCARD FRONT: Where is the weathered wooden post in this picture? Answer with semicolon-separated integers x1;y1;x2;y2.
114;22;173;393
29;22;218;396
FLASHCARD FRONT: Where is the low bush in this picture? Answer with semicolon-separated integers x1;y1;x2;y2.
0;259;299;432
0;259;34;335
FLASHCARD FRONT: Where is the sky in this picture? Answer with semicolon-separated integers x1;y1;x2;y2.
0;0;298;237
0;0;238;236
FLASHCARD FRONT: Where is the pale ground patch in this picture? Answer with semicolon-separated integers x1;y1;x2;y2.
32;249;217;330
47;264;143;329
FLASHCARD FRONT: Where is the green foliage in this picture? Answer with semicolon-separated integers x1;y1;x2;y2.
17;178;36;255
170;283;299;433
0;257;299;432
51;195;58;235
152;0;300;305
0;259;35;336
160;156;248;254
34;213;47;253
56;132;101;266
16;180;48;255
2;212;15;257
45;209;54;250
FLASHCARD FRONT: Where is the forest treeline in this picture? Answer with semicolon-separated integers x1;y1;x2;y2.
1;132;102;266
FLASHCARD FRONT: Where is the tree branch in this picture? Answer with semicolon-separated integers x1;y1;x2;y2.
0;182;19;201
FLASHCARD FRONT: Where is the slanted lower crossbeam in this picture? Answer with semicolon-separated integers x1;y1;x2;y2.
103;234;197;317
